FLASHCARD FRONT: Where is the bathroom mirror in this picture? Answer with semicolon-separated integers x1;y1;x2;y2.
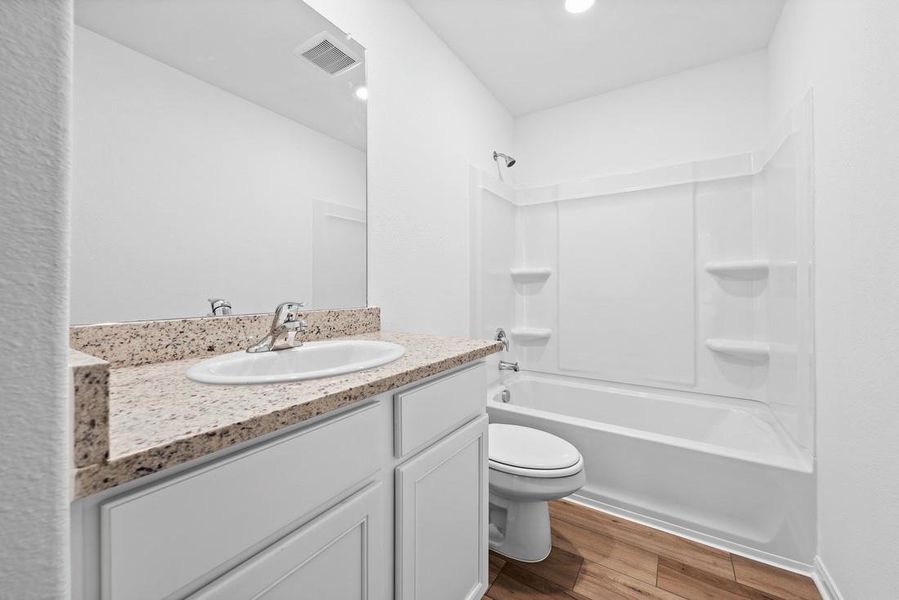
71;0;367;324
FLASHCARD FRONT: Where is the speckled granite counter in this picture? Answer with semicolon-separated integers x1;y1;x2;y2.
73;331;501;498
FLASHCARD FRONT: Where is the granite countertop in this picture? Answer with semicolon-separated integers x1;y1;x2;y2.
74;331;501;497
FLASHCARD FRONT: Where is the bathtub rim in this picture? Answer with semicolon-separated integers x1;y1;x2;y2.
488;371;814;474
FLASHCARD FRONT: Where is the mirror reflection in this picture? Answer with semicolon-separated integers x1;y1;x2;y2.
71;0;367;324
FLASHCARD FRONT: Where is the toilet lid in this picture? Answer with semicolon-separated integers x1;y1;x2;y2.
489;424;581;472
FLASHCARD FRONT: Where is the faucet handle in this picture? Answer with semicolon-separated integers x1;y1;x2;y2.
271;302;306;330
274;301;304;318
495;328;509;352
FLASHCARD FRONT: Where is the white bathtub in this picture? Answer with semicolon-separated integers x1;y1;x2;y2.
487;372;815;565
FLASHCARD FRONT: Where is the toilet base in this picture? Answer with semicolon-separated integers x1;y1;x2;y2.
486;434;586;563
488;493;552;562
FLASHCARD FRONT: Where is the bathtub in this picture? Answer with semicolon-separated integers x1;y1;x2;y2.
487;372;815;565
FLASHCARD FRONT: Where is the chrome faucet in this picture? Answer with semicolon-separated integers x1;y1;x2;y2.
495;328;510;352
208;298;232;317
246;302;307;353
498;360;519;372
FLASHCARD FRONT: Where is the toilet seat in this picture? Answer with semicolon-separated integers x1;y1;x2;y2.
489;424;584;478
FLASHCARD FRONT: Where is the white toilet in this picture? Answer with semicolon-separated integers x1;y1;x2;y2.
487;423;586;562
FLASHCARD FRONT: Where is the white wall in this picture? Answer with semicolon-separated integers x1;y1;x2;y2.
769;1;899;597
72;27;366;323
0;1;72;598
305;0;515;336
514;51;769;188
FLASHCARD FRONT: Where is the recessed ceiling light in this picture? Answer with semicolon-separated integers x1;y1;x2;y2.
565;0;595;14
354;86;369;101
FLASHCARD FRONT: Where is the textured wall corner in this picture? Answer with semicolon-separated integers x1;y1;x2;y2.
0;1;73;597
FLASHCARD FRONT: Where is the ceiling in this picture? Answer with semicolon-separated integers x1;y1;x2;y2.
75;0;367;148
405;0;785;116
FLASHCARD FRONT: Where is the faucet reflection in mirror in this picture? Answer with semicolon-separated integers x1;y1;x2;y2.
207;298;232;317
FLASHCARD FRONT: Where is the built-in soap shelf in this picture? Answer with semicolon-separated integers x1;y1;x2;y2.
704;260;770;280
705;338;770;361
510;267;552;282
509;327;552;342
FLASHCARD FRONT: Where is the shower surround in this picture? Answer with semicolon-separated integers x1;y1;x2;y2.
471;96;815;566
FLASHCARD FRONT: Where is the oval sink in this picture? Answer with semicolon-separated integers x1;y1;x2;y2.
186;340;406;385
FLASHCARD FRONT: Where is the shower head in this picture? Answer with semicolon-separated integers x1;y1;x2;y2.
493;151;517;168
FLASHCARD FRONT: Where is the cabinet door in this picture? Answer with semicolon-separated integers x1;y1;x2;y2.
396;416;488;600
100;403;382;600
189;483;384;600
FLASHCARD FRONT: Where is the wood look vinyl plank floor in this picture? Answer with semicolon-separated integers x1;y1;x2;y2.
483;500;822;600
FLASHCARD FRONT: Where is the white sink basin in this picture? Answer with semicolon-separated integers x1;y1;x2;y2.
186;340;406;385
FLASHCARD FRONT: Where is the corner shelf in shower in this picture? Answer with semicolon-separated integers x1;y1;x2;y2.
705;338;770;361
509;327;553;342
704;260;770;280
510;267;552;282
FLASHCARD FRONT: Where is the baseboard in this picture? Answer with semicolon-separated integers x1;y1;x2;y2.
566;493;816;576
812;556;844;600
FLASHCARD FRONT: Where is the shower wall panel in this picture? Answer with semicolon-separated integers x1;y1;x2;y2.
557;184;696;386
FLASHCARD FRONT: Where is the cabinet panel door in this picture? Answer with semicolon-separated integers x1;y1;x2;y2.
101;403;381;600
189;482;385;600
396;416;488;600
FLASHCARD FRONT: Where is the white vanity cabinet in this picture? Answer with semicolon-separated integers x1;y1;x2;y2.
97;404;384;600
71;362;489;600
395;416;488;600
188;482;384;600
392;364;490;600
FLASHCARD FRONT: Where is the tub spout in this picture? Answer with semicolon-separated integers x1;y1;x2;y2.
499;360;519;372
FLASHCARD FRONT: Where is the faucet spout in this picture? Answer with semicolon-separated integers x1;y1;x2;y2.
498;360;519;372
